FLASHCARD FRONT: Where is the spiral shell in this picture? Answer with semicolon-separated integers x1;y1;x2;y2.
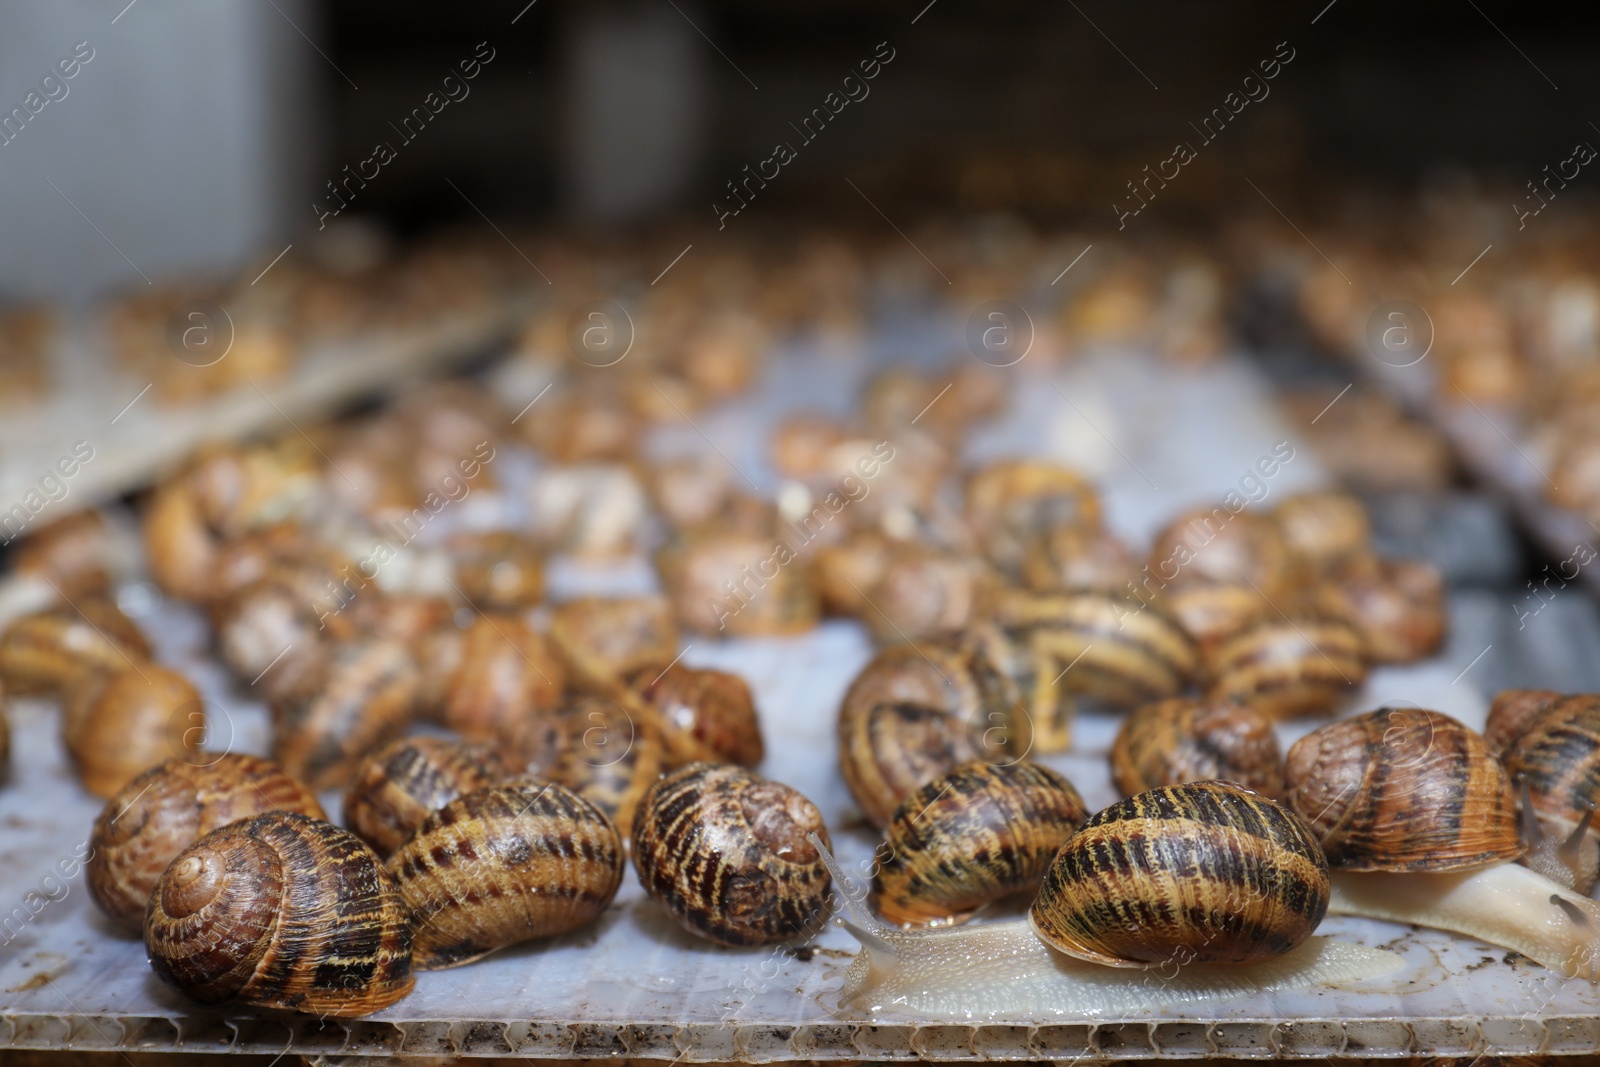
1273;490;1371;574
633;762;832;946
872;760;1088;928
656;527;821;637
418;614;565;739
1111;697;1284;799
965;461;1101;579
87;754;326;931
548;697;665;834
1486;689;1600;891
1320;554;1446;665
450;530;545;611
548;596;679;696
62;664;204;798
0;601;151;696
1283;707;1520;871
1148;507;1293;596
1030;781;1330;967
624;662;764;768
1021;523;1137;595
344;736;510;856
270;638;420;790
1206;606;1366;719
145;812;413;1016
388;782;624;969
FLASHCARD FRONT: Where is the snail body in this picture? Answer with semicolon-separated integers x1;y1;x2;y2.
1486;689;1600;892
0;602;150;696
624;662;764;768
388;783;624;969
145;812;414;1016
1110;697;1284;798
344;736;510;856
270;638;419;790
62;664;204;798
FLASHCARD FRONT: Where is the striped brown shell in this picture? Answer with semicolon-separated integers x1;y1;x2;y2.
964;460;1102;579
624;662;764;769
450;530;545;611
818;535;995;644
1021;523;1137;595
548;697;666;834
548;596;680;696
656;527;821;637
343;736;510;856
1273;490;1371;574
1147;507;1294;597
417;614;565;739
1283;707;1520;871
1206;607;1366;719
1030;781;1330;967
145;812;413;1016
388;782;624;969
270;638;420;790
1110;697;1285;799
1320;554;1446;665
0;601;151;696
1486;689;1600;891
871;760;1088;927
1162;580;1273;653
87;754;327;932
62;665;203;798
632;763;832;946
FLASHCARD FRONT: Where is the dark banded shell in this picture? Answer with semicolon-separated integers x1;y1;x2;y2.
548;697;665;835
270;639;419;790
1320;554;1446;665
88;755;327;932
1486;690;1600;891
145;812;414;1017
0;601;151;696
1283;707;1520;871
625;662;764;769
1206;608;1366;719
632;762;832;946
388;782;624;969
343;736;510;856
1030;781;1330;968
1110;697;1284;799
872;760;1088;927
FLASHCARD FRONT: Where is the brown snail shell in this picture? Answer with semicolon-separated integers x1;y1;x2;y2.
1020;523;1137;595
1486;689;1600;892
632;762;832;946
87;754;326;932
656;526;821;637
548;596;680;697
213;561;356;703
838;539;994;644
1030;780;1330;967
450;530;545;611
964;460;1102;579
270;638;420;790
1162;580;1274;653
1273;490;1371;574
62;664;204;798
1110;697;1285;799
388;782;624;969
12;510;126;596
417;614;565;739
1147;507;1294;597
0;601;151;696
623;662;764;768
1206;605;1366;719
1283;707;1521;871
547;697;665;834
872;760;1088;928
145;811;413;1016
1319;554;1447;665
344;736;510;856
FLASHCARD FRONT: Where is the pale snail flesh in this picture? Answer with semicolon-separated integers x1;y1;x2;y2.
1485;689;1600;894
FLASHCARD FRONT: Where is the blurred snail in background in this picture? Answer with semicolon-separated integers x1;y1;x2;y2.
1206;601;1366;718
12;509;142;598
62;664;204;798
816;533;994;643
633;762;832;946
1147;506;1294;651
344;736;510;856
1486;689;1600;893
388;782;624;969
212;560;354;703
270;638;419;790
548;596;679;697
1273;489;1371;575
647;455;737;531
657;523;821;637
1110;696;1284;799
145;812;414;1016
449;530;544;611
964;460;1101;580
416;613;564;739
0;601;151;696
1020;522;1137;595
1319;553;1447;665
622;661;764;768
872;760;1087;928
548;696;664;834
1286;707;1600;978
87;754;326;932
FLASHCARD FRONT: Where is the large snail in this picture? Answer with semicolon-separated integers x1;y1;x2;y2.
62;664;203;798
343;735;510;856
818;781;1399;1019
1485;689;1600;893
1285;707;1600;978
145;811;414;1016
1110;696;1284;799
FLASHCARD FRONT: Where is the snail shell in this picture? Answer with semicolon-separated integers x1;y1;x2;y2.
1110;697;1285;799
1162;580;1273;653
1273;490;1371;574
1486;689;1600;892
87;754;326;932
417;614;565;739
1030;781;1331;967
548;697;665;834
0;601;151;696
849;541;994;644
270;638;420;790
548;596;680;697
344;736;510;856
872;760;1088;928
388;782;624;969
623;662;764;768
632;762;832;946
1020;523;1137;595
964;460;1102;580
1148;507;1294;597
1283;707;1520;870
656;526;821;637
450;530;545;611
213;562;355;703
12;510;133;597
1320;554;1446;665
1206;605;1366;719
145;811;414;1016
62;664;203;798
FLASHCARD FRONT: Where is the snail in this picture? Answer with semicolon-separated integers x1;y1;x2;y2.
388;782;624;969
548;697;665;834
270;638;420;790
344;735;511;856
871;760;1088;928
449;530;545;611
622;661;764;768
86;754;326;932
145;811;414;1016
1486;689;1600;893
1020;522;1137;596
1319;553;1447;664
656;525;821;637
1148;506;1294;595
964;460;1101;580
1272;489;1371;574
1110;696;1284;799
213;560;356;703
0;601;151;696
416;613;565;739
1285;707;1600;978
816;534;994;643
548;596;680;698
837;635;1027;828
632;762;832;946
1205;602;1366;718
647;455;738;531
816;781;1400;1020
12;509;140;597
62;664;204;798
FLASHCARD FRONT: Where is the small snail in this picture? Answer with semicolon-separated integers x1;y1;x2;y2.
145;811;414;1016
62;664;204;798
0;601;151;696
1206;604;1366;718
1148;506;1294;596
548;596;680;697
622;661;764;768
450;530;545;611
1110;697;1284;799
548;697;665;834
632;762;832;946
964;460;1101;579
344;736;510;856
531;461;650;559
1286;707;1600;978
1020;523;1137;595
86;754;326;932
1273;490;1371;574
417;614;565;739
270;638;420;790
818;534;994;643
388;782;624;969
872;760;1087;928
656;525;821;637
1486;689;1600;893
1319;553;1446;664
12;509;137;597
